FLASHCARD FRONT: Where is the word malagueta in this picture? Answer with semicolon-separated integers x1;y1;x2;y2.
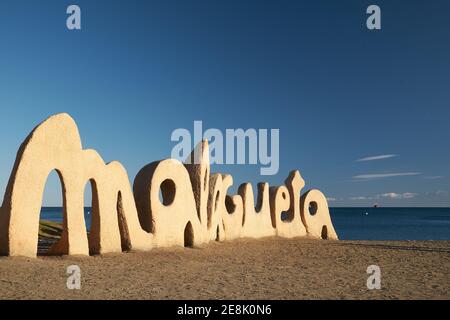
0;114;337;258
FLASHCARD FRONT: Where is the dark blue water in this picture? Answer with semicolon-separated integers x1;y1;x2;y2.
40;207;450;241
330;207;450;240
41;207;93;230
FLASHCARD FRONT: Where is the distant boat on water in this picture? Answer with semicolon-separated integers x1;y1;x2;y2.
373;203;379;208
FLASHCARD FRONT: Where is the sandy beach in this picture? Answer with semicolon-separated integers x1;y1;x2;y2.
0;238;448;300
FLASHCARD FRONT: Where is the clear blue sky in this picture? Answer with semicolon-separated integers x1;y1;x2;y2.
0;0;449;207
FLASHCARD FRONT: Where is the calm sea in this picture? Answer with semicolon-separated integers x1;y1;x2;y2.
330;207;450;240
40;207;450;241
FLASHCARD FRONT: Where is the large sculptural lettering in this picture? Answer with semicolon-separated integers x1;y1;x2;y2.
0;114;338;258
